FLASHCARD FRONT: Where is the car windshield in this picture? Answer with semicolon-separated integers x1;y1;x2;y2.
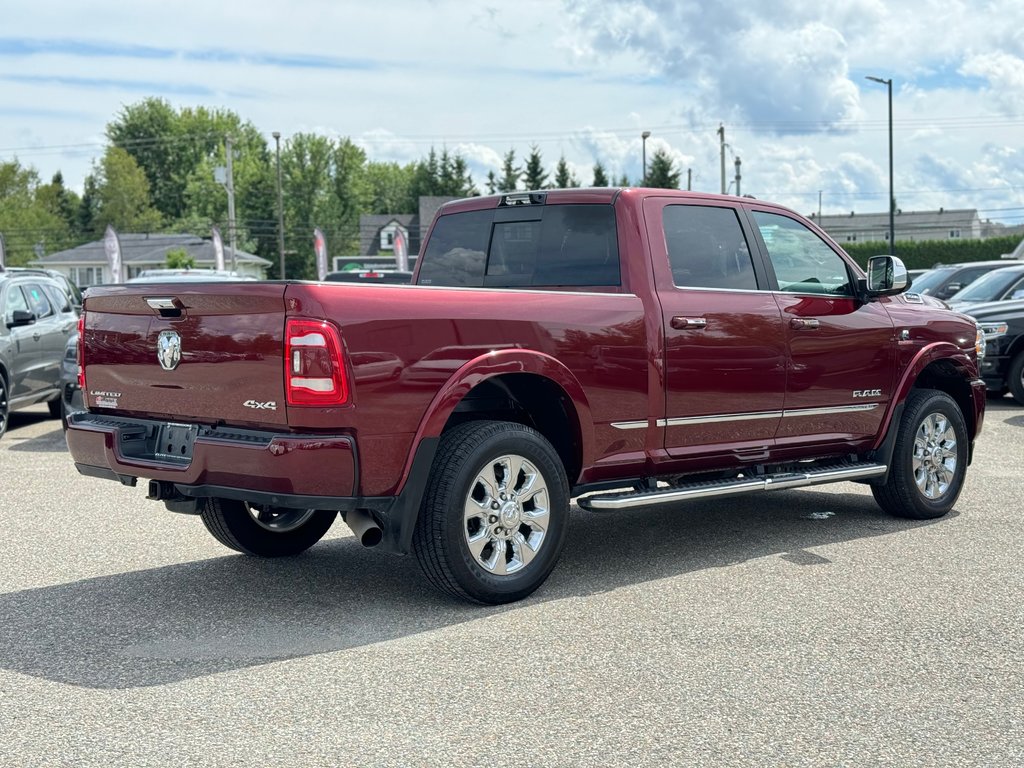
909;267;955;295
950;267;1024;302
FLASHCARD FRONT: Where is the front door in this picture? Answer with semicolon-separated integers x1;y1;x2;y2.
747;209;896;450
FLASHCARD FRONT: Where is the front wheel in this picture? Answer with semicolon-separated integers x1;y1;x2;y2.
413;420;570;604
872;389;969;519
199;498;337;556
1008;351;1024;405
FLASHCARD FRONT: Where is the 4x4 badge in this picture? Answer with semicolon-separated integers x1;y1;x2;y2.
157;330;182;371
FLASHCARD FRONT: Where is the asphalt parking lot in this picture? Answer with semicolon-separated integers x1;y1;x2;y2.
1;399;1022;767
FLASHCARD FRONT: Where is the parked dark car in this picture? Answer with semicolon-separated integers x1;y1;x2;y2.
323;269;414;284
970;298;1024;403
0;269;78;437
948;263;1024;312
910;259;1019;301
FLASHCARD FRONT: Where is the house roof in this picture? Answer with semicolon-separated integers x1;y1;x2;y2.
358;214;417;257
33;233;272;267
813;208;980;231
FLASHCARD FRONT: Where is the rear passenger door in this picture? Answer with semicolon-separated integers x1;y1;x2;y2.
746;208;895;448
643;198;787;467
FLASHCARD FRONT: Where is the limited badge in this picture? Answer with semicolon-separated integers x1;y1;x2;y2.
157;330;182;371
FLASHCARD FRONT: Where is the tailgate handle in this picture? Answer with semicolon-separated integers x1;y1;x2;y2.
146;297;184;317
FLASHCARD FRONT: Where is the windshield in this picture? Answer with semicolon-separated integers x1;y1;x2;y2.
908;267;955;295
950;267;1023;302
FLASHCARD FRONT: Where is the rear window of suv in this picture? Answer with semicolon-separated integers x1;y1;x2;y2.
418;204;620;288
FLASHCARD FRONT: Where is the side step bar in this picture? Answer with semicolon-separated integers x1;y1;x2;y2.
576;462;887;511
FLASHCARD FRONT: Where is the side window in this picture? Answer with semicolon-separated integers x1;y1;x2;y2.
417;210;492;287
1009;277;1024;301
663;205;757;290
753;211;853;296
4;285;30;324
44;284;72;314
25;284;54;319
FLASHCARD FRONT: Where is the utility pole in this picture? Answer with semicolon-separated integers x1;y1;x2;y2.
818;190;822;220
225;135;237;272
273;132;285;280
718;124;726;194
734;156;742;197
687;168;692;191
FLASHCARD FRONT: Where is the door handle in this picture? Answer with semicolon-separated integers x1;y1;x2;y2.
790;318;820;330
32;332;41;341
671;316;707;330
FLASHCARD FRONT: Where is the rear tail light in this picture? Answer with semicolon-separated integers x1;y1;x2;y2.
285;318;350;406
77;312;86;390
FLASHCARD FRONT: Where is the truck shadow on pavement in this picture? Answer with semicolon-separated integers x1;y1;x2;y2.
0;489;948;690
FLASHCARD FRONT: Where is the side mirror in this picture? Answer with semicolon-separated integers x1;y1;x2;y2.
943;282;962;297
864;255;910;298
7;309;37;328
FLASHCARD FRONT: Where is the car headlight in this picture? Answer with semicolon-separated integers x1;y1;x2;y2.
975;324;986;360
978;321;1009;341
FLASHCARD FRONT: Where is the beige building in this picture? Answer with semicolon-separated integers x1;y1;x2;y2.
810;208;981;245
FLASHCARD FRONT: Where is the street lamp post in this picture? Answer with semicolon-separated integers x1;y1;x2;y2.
272;131;286;279
641;131;651;185
866;76;895;253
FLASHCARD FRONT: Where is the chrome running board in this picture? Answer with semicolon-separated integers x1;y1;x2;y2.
576;462;887;511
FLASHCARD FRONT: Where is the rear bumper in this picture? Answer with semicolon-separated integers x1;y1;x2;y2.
66;413;357;499
65;413;437;556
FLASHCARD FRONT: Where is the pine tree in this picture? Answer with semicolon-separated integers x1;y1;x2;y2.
617;173;630;187
486;171;498;195
645;148;680;189
592;162;609;187
522;144;548;190
554;155;579;188
498;149;520;192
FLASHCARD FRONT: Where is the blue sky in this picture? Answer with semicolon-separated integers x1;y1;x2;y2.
2;0;1023;226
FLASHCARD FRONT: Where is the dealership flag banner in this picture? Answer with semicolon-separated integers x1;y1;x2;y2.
104;225;123;284
394;226;409;272
0;232;6;269
212;226;225;272
314;228;328;281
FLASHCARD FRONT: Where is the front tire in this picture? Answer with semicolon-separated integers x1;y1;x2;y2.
199;498;337;556
872;389;968;519
0;375;9;440
1008;351;1024;405
413;420;570;604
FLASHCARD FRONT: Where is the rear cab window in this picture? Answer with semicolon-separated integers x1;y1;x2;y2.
417;204;620;289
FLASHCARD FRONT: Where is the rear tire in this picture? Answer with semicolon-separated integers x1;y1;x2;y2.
412;420;570;605
1008;351;1024;405
47;397;61;419
872;389;968;520
199;498;336;557
0;375;8;440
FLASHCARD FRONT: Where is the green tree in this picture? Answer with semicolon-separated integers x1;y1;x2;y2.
365;161;415;214
0;160;68;264
498;149;520;192
92;147;163;232
617;173;630;186
554;155;580;188
485;170;498;195
106;98;184;220
592;162;609;187
36;171;80;235
279;133;336;279
330;138;370;254
165;248;195;269
645;148;680;189
522;144;548;190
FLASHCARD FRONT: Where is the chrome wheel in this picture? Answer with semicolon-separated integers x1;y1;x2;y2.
464;453;550;576
246;504;316;533
912;411;958;500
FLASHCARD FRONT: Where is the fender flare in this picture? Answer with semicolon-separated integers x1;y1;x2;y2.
395;349;594;492
873;341;976;450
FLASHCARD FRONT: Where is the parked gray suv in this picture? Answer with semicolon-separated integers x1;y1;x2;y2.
0;269;78;438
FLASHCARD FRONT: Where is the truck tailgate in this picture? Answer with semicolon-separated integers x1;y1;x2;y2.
82;283;289;427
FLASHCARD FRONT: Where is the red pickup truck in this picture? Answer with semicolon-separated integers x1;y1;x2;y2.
66;188;987;604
